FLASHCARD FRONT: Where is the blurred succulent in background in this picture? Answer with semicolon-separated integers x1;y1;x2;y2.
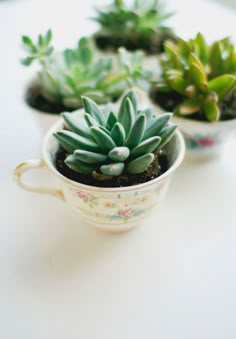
152;33;236;121
54;90;176;180
21;30;152;113
92;0;175;54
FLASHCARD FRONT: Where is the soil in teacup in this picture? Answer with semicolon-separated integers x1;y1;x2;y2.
94;33;176;55
150;87;236;121
55;147;169;188
25;83;75;114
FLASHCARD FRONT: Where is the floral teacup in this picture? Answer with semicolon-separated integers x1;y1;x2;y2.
14;113;185;232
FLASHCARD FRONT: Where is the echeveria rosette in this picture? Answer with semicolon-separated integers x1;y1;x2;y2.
21;31;152;110
155;33;236;122
92;0;175;47
54;90;176;180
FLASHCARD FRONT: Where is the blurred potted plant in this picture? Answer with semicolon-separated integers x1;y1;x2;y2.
92;0;176;55
21;30;152;114
150;33;236;159
14;89;185;232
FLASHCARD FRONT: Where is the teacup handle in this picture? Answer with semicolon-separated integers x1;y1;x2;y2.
14;159;64;201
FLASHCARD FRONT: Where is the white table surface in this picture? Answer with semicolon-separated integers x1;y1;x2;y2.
1;0;236;338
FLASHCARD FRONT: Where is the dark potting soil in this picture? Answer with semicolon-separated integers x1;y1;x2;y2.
55;147;169;188
25;83;75;114
94;32;176;55
150;87;236;121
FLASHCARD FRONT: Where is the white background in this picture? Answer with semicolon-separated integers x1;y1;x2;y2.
1;0;236;338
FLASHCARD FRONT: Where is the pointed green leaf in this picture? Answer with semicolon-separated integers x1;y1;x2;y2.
110;122;126;146
195;32;209;64
118;89;137;121
54;130;101;153
106;111;117;130
100;162;125;176
82;96;105;125
143;113;172;140
202;102;220;121
74;150;107;164
91;127;116;151
84;113;99;128
166;75;188;95
62;112;92;138
208;75;236;100
155;125;177;151
108;147;130;161
65;154;95;174
125;114;146;148
127;154;154;174
130;136;161;158
138;108;153;121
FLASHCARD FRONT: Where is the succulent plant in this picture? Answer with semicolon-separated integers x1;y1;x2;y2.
153;33;236;121
54;90;176;180
92;0;175;53
21;30;152;111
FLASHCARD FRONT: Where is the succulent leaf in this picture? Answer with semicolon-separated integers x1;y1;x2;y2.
100;162;125;176
208;75;236;100
65;155;95;174
54;130;101;153
82;96;105;125
108;147;130;161
62;112;92;139
74;150;108;164
127;153;154;174
106;111;118;130
125;114;146;148
110;122;126;146
91;126;117;151
130;136;161;158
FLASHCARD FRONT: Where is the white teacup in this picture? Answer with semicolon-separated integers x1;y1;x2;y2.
14;112;185;232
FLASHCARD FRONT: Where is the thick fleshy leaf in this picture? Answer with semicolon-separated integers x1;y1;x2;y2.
84;113;99;128
106;111;117;130
118;89;137;121
100;162;125;176
177;99;200;115
62;112;91;138
119;98;135;135
143;113;172;140
54;130;101;153
208;75;236;100
111;122;126;146
188;58;207;86
130;136;161;158
138;108;153;121
210;42;223;77
125;114;146;148
108;147;130;161
90;127;116;151
202;102;220;121
195;32;209;64
166;75;188;95
74;149;107;164
127;153;154;174
65;155;95;174
154;125;177;151
82;96;105;125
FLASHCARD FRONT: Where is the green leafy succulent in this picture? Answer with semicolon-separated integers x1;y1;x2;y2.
154;33;236;121
54;90;176;180
21;30;152;112
92;0;175;53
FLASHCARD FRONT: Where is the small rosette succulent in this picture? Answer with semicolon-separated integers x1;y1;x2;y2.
21;30;152;111
154;33;236;121
92;0;175;53
54;90;176;180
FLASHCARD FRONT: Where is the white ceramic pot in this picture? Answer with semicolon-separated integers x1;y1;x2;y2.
152;101;236;161
171;115;236;161
14;111;185;232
